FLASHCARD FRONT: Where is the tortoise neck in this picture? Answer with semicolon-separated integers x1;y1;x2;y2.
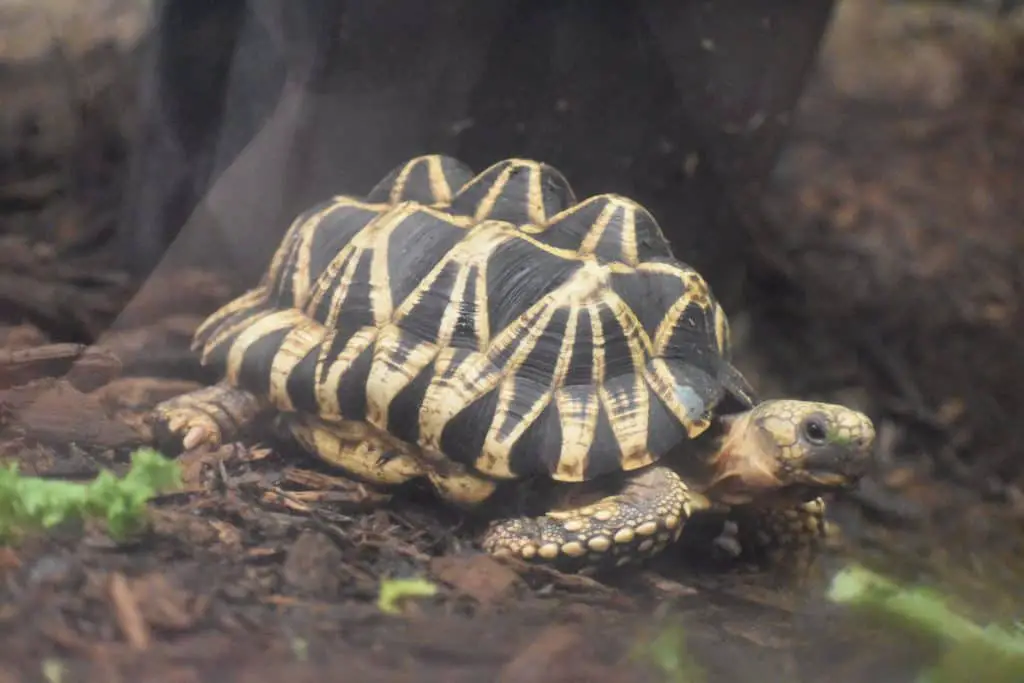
692;417;733;458
665;416;733;488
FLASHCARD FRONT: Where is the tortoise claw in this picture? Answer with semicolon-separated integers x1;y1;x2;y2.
149;383;263;453
182;425;213;451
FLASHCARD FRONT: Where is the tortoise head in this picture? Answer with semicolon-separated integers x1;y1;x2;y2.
703;400;876;506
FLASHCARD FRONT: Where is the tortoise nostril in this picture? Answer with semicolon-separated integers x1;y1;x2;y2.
854;428;875;449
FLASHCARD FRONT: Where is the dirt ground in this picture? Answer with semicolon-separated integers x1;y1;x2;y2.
2;2;1024;682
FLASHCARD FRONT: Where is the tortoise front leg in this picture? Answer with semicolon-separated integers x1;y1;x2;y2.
150;382;267;451
481;465;709;574
730;497;830;573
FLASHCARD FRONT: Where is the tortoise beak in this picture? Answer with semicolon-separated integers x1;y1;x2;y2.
802;440;874;487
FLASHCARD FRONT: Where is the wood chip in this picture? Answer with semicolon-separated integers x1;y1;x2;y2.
175;444;240;488
208;521;243;549
148;510;222;546
497;625;582;683
0;378;146;449
261;595;332;612
0;343;121;391
176;449;215;488
245;546;285;560
108;572;152;650
282;530;344;595
128;573;200;631
260;488;313;513
636;571;700;598
288;487;390;507
282;468;391;506
495;556;620;597
431;555;521;608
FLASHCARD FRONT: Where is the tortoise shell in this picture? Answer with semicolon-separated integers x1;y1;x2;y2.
191;155;754;483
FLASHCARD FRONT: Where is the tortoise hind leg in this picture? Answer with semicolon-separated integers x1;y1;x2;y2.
481;465;708;574
284;414;500;500
284;414;429;487
150;382;266;451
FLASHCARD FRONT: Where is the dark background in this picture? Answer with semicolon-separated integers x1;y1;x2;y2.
119;0;833;310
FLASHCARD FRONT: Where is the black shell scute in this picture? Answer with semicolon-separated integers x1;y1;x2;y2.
447;158;577;226
366;154;475;206
539;194;676;266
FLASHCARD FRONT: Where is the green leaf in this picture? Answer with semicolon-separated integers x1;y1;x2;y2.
377;577;439;614
829;564;1024;682
0;448;181;544
630;620;706;683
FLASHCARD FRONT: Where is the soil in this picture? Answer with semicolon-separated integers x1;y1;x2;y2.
2;2;1024;682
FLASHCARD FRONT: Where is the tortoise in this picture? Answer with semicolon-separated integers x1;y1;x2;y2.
150;154;876;574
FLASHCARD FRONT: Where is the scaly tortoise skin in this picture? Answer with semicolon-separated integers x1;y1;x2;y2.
150;155;876;574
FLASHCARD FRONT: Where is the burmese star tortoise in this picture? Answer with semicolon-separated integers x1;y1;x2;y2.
150;154;876;573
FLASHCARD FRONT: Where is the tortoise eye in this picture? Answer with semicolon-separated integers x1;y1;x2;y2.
801;416;828;445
